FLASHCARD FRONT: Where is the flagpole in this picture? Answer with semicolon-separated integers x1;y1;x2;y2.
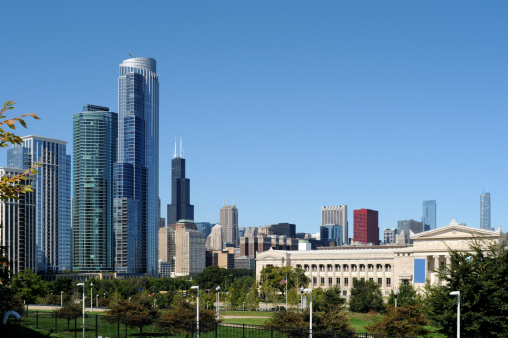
285;273;288;309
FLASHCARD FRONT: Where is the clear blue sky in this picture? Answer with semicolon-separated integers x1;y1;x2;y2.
3;1;508;236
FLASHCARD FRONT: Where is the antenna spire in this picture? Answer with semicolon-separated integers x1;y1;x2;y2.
173;138;177;159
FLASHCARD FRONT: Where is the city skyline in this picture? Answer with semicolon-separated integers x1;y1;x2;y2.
3;2;508;235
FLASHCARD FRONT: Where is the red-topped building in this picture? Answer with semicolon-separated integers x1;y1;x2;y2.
353;209;379;244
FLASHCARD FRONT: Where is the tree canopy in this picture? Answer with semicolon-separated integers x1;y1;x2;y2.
422;238;508;337
366;304;429;336
348;278;384;313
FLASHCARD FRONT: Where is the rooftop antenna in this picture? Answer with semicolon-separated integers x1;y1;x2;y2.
173;138;177;159
128;52;135;58
180;137;183;158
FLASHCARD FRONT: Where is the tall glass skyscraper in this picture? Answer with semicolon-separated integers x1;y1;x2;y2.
422;200;437;231
114;57;159;275
480;192;491;230
72;105;118;272
8;136;71;273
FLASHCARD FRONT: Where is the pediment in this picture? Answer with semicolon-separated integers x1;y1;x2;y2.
411;225;500;241
255;250;287;261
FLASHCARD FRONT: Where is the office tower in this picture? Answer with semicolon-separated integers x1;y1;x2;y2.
269;223;296;238
220;203;238;247
480;192;491;230
158;226;176;275
174;222;205;276
206;224;222;250
114;56;159;275
8;136;71;273
383;228;397;244
167;141;194;224
72;105;117;272
320;224;343;246
397;219;423;245
353;209;379;244
195;222;212;237
321;205;348;245
0;168;36;274
422;200;437;231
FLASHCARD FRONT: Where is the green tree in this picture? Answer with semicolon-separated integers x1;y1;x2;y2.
287;286;300;306
366;304;429;336
104;299;158;336
259;266;309;295
54;304;82;331
48;277;74;296
193;266;231;291
11;269;48;304
0;100;40;200
387;283;418;307
313;286;345;311
349;278;384;313
158;299;218;335
244;283;260;310
266;307;355;337
422;238;508;337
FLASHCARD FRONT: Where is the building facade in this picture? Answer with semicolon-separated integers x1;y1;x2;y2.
0;168;37;274
383;228;397;244
321;205;348;245
480;192;492;230
114;57;159;275
72;105;117;272
174;223;206;276
8;136;71;273
167;142;194;224
220;204;238;247
320;224;343;246
422;200;436;231
397;219;423;245
353;209;379;245
256;221;505;298
206;224;222;251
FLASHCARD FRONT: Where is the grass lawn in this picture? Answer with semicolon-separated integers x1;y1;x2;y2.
346;312;384;333
222;317;270;325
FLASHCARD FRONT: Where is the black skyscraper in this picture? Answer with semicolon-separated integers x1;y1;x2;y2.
167;141;194;224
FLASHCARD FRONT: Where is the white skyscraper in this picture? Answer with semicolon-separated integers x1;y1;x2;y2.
321;205;348;245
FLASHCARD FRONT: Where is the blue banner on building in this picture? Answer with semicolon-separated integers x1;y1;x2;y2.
414;259;426;283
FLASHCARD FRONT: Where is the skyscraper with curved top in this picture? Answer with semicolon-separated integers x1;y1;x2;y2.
114;57;159;275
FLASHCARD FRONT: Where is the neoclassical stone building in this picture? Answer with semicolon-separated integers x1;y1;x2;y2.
256;220;505;298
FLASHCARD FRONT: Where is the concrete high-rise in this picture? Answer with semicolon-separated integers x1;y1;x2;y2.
0;168;36;274
422;200;436;231
8;136;71;273
167;141;194;224
114;57;159;275
480;192;491;230
397;219;423;245
220;204;238;247
72;105;117;272
321;205;348;245
353;209;379;245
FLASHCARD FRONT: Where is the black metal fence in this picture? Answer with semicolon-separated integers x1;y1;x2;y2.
5;312;418;338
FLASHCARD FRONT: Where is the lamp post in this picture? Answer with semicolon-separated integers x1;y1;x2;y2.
303;289;313;338
191;286;200;338
96;294;99;308
90;282;93;312
450;291;460;338
61;291;63;306
77;283;85;338
393;289;399;308
215;286;221;319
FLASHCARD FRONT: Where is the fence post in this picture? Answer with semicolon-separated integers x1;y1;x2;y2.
117;316;120;338
271;326;273;338
215;321;218;338
243;323;245;338
36;311;38;329
55;312;57;333
95;314;98;337
125;321;128;338
75;316;77;338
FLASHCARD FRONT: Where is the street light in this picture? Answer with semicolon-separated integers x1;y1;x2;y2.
303;289;313;338
77;283;85;338
90;282;93;312
393;289;399;308
450;291;460;338
191;286;200;338
215;286;221;319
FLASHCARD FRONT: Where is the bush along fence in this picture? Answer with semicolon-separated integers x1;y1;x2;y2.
6;312;420;338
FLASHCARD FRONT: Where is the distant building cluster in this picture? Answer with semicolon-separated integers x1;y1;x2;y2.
0;56;499;285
